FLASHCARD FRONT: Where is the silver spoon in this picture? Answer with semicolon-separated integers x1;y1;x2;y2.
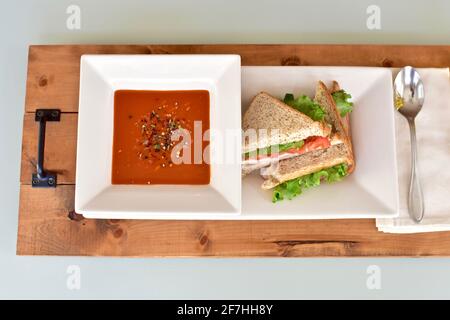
394;66;425;223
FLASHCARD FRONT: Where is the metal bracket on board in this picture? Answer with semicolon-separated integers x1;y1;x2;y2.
31;109;60;188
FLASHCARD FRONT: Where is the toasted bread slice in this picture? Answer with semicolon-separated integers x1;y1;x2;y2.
242;92;331;154
261;144;352;189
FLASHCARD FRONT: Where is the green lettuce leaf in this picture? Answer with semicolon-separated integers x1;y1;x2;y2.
243;140;304;159
331;90;353;117
272;163;348;202
283;94;325;121
277;140;304;153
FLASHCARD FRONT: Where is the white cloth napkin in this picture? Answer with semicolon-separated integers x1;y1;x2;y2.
376;68;450;233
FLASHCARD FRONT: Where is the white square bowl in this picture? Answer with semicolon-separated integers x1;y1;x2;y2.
75;54;242;219
241;66;399;219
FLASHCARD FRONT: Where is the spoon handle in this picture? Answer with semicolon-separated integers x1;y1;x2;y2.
407;119;424;223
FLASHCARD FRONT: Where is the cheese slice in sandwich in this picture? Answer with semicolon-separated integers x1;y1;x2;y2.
260;81;355;201
242;92;332;176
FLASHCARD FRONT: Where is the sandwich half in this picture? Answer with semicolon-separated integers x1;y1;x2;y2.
260;81;355;201
242;92;337;176
242;81;355;202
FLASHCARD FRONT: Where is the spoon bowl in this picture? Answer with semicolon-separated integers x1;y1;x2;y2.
394;66;425;119
393;66;425;223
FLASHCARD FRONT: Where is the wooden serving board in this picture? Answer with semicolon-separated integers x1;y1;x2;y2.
18;44;450;257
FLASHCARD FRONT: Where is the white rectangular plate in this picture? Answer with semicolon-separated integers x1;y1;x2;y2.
241;66;399;219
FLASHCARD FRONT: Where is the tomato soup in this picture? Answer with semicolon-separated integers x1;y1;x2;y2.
112;90;210;185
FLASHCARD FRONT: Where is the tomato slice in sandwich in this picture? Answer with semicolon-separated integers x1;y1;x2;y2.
262;136;330;159
293;136;331;154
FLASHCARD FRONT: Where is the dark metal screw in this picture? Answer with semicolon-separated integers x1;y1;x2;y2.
36;110;44;118
32;178;38;185
51;110;59;118
48;178;55;185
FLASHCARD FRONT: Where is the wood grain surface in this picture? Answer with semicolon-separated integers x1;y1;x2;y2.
17;44;450;257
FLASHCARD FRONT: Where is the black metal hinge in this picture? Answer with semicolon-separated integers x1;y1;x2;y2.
31;109;60;188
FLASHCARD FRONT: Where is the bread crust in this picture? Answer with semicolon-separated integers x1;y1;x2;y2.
315;81;354;173
328;81;355;173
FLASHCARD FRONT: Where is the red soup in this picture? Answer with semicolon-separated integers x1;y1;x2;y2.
112;90;210;185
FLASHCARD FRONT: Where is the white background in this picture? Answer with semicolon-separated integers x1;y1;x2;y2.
1;0;450;299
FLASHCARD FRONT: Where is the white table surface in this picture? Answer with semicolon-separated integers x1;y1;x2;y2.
1;0;450;299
